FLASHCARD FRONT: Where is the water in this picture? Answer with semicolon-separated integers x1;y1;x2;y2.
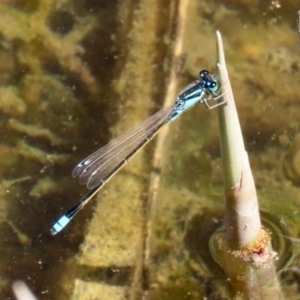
0;0;300;299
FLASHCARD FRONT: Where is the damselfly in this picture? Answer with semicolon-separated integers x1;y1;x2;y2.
50;70;226;235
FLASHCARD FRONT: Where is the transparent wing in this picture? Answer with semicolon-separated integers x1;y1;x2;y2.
72;104;175;189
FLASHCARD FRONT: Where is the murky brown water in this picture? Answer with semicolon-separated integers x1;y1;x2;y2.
0;0;300;299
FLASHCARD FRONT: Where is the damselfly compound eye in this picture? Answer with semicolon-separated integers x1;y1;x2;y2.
199;70;209;79
207;80;218;92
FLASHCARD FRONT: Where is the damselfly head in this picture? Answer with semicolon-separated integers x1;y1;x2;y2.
199;70;218;92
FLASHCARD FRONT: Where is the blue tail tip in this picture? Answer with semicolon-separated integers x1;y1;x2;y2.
50;215;71;235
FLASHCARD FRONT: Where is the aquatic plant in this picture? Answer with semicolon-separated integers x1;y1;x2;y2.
212;31;283;298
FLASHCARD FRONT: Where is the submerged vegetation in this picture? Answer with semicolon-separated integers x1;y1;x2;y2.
0;1;114;299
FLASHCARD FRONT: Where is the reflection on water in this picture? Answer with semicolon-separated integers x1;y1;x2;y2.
0;0;300;299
